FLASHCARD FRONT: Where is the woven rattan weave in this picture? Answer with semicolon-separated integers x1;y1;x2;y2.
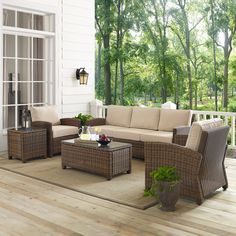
61;139;132;180
145;126;229;204
8;128;47;163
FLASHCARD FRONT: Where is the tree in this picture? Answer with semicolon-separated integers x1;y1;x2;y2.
191;45;207;110
213;0;236;109
209;0;219;111
95;0;113;105
170;0;204;109
114;0;133;105
95;34;102;87
138;0;170;103
94;0;236;111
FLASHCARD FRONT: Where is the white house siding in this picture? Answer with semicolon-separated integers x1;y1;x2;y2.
0;0;95;151
61;0;95;118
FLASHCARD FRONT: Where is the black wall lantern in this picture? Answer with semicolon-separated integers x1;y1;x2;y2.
76;68;89;85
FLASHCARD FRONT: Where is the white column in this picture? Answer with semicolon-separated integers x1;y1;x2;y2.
90;99;103;118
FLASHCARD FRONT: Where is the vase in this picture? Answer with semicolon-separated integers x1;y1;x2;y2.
79;126;91;140
156;181;180;212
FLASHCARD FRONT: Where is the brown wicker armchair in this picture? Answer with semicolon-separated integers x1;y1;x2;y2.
32;118;80;157
31;106;80;157
145;125;229;205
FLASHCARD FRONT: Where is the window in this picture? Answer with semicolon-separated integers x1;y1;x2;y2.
2;8;55;130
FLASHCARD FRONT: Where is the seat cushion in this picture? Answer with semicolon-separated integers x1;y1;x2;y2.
140;131;173;143
111;128;153;141
130;107;160;130
185;118;223;151
31;105;60;125
52;125;78;138
93;125;124;137
158;109;192;131
106;105;133;128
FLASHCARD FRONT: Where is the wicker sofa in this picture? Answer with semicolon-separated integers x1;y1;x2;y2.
145;118;229;204
31;106;80;157
87;105;193;159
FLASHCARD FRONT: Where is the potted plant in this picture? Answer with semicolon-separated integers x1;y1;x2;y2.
146;166;181;211
74;113;93;126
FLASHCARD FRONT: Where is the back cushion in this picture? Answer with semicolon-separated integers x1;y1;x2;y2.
130;107;160;130
158;109;192;131
106;105;133;127
31;105;60;125
186;118;223;151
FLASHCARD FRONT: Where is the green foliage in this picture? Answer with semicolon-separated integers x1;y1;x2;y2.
74;113;93;126
150;166;181;183
229;104;236;112
144;166;181;197
95;0;236;110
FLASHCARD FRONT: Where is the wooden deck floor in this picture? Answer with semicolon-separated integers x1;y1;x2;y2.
0;156;236;235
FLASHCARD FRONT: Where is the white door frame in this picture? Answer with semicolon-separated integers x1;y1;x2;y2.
0;1;61;151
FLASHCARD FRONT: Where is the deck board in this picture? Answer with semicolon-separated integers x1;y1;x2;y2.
0;157;235;235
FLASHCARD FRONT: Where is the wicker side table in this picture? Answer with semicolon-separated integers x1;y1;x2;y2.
8;128;47;163
61;140;132;180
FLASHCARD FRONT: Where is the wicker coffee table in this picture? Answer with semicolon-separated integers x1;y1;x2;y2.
61;139;132;180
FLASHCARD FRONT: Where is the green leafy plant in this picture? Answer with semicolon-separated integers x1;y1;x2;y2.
74;113;93;126
150;166;180;182
145;166;180;196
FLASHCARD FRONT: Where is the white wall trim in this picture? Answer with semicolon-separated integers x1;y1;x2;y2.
3;1;58;14
3;26;55;37
54;0;62;115
0;0;3;143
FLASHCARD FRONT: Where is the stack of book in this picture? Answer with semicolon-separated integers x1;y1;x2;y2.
74;138;97;144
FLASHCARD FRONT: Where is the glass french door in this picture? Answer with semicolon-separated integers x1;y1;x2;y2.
2;8;55;130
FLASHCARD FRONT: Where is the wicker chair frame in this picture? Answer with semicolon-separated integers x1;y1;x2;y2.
145;126;229;204
32;118;80;157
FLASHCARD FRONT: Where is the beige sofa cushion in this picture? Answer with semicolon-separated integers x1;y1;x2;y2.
94;124;173;142
106;105;132;128
112;128;153;141
52;125;78;138
140;131;173;143
158;109;192;131
130;107;160;130
31;106;60;125
93;125;124;137
186;118;223;151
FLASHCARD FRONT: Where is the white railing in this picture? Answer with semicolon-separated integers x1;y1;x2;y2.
192;110;236;149
101;105;108;118
94;104;236;149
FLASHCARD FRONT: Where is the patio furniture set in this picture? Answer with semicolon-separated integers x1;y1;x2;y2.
7;105;229;205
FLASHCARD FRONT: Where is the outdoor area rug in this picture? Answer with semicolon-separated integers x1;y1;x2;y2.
0;155;158;210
